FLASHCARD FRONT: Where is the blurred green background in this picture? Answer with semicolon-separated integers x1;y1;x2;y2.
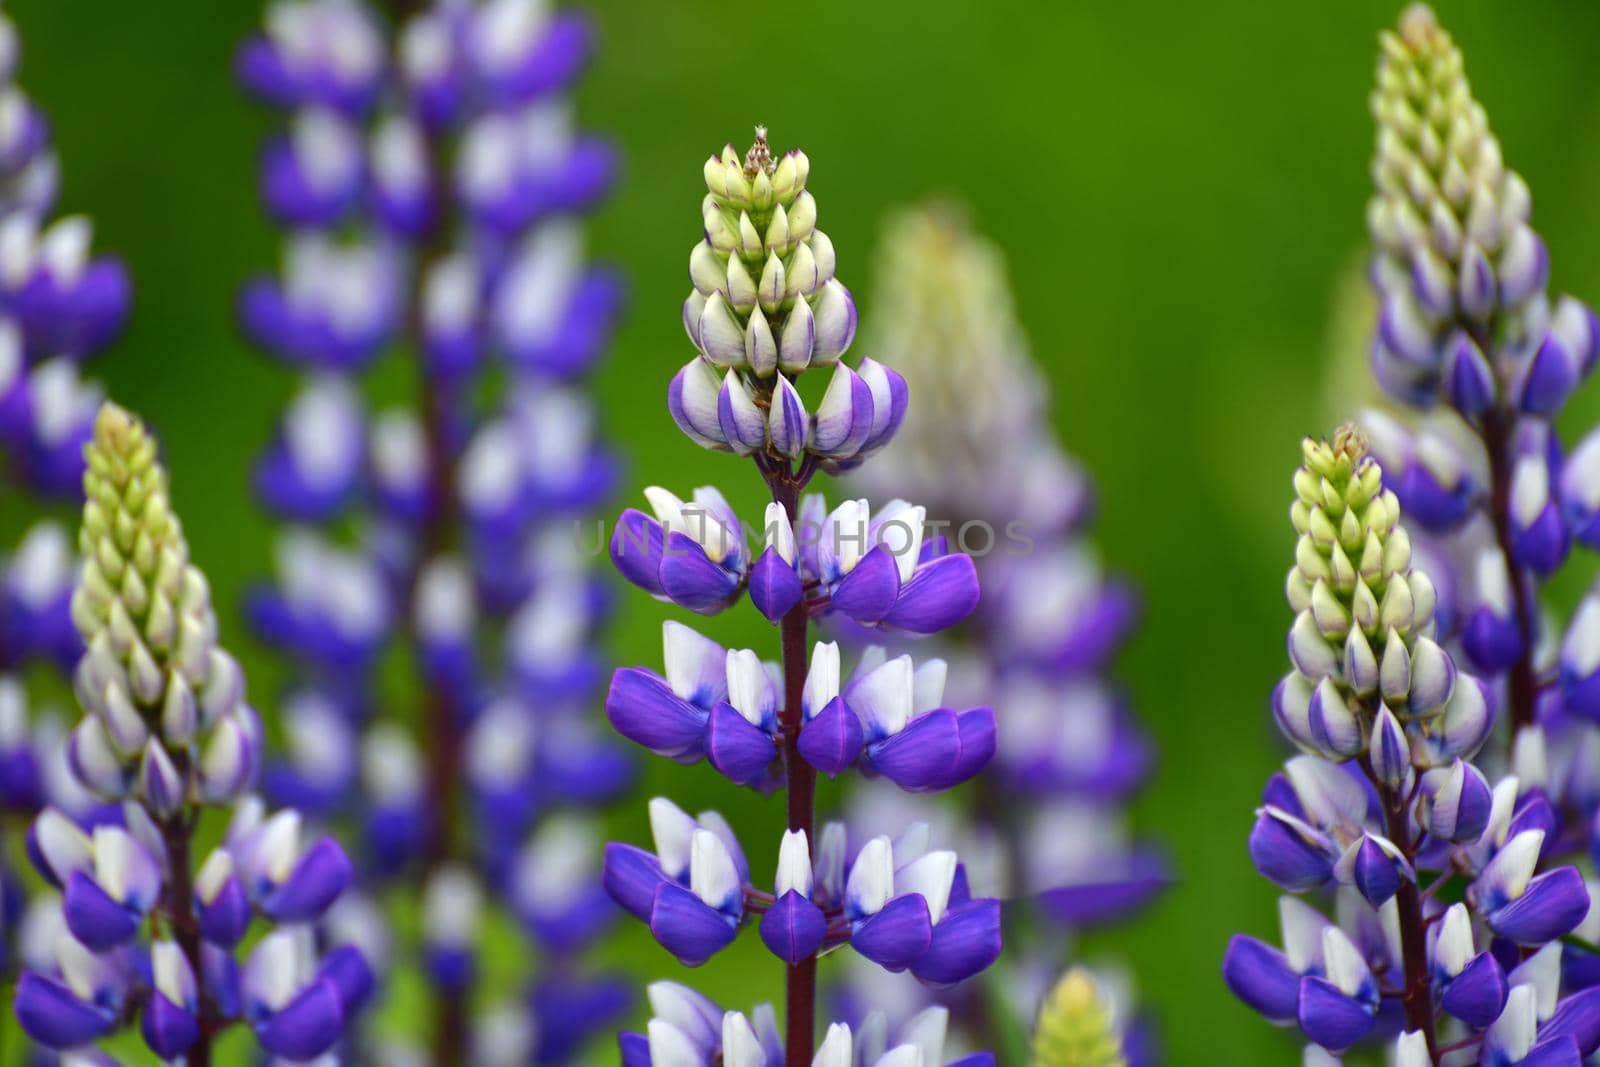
9;0;1600;1062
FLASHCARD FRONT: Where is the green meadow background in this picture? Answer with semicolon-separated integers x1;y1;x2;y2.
8;0;1600;1062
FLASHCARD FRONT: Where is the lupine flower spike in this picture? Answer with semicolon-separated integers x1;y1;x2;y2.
845;206;1161;1057
237;0;631;1059
1224;427;1596;1063
12;404;369;1064
1311;6;1600;1060
603;129;993;1064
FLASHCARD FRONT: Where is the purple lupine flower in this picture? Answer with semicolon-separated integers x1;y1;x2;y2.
602;129;997;1064
237;0;631;1058
1226;429;1594;1062
12;405;367;1062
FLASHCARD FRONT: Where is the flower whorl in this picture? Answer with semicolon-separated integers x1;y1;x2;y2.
68;403;254;807
1280;427;1488;769
672;127;905;470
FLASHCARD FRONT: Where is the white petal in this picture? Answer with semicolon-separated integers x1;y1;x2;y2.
649;797;697;879
803;642;841;719
764;502;797;564
726;648;776;728
663;621;728;706
721;1012;765;1067
646;1019;704;1067
1321;926;1371;998
812;1023;852;1067
690;828;741;910
848;655;914;738
911;659;947;715
846;836;895;917
895;851;956;925
1279;896;1331;974
775;829;812;897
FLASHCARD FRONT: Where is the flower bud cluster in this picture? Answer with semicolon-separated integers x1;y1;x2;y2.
670;128;907;473
1278;428;1489;769
66;405;259;809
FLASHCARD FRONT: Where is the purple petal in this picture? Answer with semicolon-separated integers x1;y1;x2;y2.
602;843;669;922
649;881;737;967
14;973;117;1048
748;546;803;623
1519;1038;1583;1067
659;532;741;615
256;978;345;1059
883;554;980;635
605;667;709;760
910;898;1001;987
866;709;963;794
828;545;901;624
1487;866;1591;945
1542;986;1600;1056
705;701;777;787
1034;849;1170;927
318;945;374;1015
758;889;826;965
198;875;252;947
1223;935;1299;1023
1248;810;1333;893
609;509;665;597
141;991;199;1060
261;838;352;922
1351;836;1403;908
951;707;997;784
850;893;932;972
797;696;863;777
1521;332;1579;415
1440;951;1507;1029
63;870;142;950
1296;975;1374;1052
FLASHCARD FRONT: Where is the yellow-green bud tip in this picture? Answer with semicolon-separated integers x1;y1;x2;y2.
1030;969;1126;1067
92;401;141;457
1398;3;1440;50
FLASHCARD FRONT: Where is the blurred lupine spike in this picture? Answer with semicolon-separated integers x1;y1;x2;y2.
1030;970;1127;1067
237;0;631;1060
843;204;1159;1054
0;12;134;1046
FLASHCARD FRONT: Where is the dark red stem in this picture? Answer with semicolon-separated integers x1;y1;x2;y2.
1480;405;1539;735
1368;757;1437;1061
767;467;816;1065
